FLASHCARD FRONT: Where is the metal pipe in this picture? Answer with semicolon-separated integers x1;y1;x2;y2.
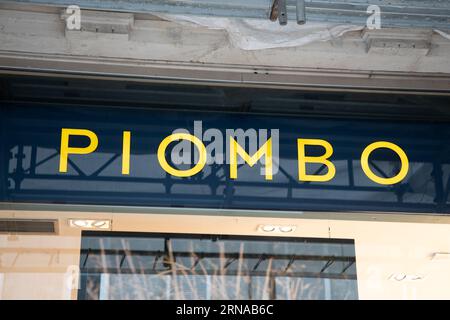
278;0;287;25
296;0;306;24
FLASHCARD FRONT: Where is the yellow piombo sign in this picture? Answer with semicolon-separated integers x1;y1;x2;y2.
58;128;409;185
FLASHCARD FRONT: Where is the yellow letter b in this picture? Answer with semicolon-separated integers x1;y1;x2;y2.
298;138;336;182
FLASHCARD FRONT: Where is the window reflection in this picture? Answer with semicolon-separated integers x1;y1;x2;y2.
78;232;358;300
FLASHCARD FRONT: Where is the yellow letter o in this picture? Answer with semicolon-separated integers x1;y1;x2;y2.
157;133;207;177
361;141;409;185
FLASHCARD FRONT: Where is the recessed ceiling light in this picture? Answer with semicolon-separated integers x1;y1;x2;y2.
389;273;424;282
405;275;424;281
258;225;296;233
279;226;295;233
71;220;89;228
69;219;111;230
92;220;107;228
392;273;406;281
262;225;276;232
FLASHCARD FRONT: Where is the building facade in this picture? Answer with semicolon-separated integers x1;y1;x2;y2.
0;0;449;300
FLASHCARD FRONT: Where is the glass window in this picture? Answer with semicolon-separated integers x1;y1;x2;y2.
78;232;358;300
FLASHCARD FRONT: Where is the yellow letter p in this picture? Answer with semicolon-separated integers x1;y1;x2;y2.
59;128;98;173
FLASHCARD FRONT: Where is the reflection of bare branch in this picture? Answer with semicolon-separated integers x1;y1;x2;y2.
290;278;301;300
114;248;124;300
120;238;140;300
235;242;244;299
219;242;229;300
178;268;199;300
152;252;161;271
262;258;273;300
167;239;182;300
86;278;99;300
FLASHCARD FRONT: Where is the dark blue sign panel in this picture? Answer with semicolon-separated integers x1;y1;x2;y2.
1;103;449;213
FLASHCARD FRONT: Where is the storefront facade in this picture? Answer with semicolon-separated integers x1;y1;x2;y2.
0;1;450;300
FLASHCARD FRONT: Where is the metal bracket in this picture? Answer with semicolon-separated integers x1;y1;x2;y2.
60;9;134;35
362;29;433;55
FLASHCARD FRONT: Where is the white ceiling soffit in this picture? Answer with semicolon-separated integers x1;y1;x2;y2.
2;0;450;30
0;2;449;92
155;14;367;50
155;13;450;50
